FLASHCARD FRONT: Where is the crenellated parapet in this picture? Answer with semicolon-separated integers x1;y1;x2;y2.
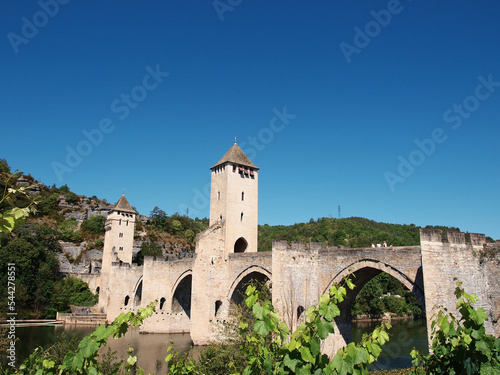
419;228;487;246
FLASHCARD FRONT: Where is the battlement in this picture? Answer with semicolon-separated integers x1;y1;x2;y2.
419;229;486;246
272;240;323;251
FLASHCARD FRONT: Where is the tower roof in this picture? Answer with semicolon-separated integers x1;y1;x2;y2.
112;194;137;214
211;143;259;170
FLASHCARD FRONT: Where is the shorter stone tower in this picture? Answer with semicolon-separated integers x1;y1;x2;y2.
102;194;137;268
209;142;259;255
99;194;136;311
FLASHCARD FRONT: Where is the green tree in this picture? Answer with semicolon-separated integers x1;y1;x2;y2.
46;277;98;318
80;215;105;236
0;230;61;317
184;229;195;242
133;240;163;265
171;219;183;235
149;206;168;230
58;218;82;243
35;192;60;218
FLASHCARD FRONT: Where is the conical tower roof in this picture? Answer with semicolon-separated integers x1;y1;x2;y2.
112;194;136;214
211;142;259;170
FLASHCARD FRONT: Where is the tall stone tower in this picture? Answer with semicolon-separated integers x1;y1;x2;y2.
209;142;259;254
191;142;260;344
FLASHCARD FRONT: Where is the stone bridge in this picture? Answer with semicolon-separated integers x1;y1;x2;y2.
97;228;499;354
91;144;500;354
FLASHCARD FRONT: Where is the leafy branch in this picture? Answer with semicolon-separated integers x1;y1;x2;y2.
411;282;500;374
238;277;390;375
0;171;39;235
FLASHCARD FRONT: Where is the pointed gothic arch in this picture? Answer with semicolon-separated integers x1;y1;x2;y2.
172;272;193;318
322;259;425;345
228;266;271;306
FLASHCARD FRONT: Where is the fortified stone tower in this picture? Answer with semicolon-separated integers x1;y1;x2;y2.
99;194;136;310
209;141;259;255
190;142;259;344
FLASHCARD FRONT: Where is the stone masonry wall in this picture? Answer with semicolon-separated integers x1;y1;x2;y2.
420;229;500;339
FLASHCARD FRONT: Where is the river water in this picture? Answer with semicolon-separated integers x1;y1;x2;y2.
12;318;428;373
352;318;429;371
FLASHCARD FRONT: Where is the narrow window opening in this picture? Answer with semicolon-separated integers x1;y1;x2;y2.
215;300;223;316
124;296;130;306
119;219;122;225
241;212;244;222
242;191;245;201
297;306;305;321
160;297;166;310
217;191;220;200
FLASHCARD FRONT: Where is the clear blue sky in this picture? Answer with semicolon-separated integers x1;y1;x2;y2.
2;1;499;240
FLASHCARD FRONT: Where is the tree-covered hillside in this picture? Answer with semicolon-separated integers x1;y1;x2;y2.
0;158;208;318
258;216;464;252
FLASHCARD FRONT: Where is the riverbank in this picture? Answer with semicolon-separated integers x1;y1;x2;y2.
0;320;62;327
353;314;425;322
371;368;421;374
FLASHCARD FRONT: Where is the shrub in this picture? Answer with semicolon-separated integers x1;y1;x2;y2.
167;278;391;375
411;282;500;374
80;216;105;236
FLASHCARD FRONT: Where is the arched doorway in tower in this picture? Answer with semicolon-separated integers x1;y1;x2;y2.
172;274;192;318
234;237;248;253
230;270;270;308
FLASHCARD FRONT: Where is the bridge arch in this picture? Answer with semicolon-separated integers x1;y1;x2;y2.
172;270;193;318
323;259;425;310
133;276;143;307
322;259;425;346
228;266;271;306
